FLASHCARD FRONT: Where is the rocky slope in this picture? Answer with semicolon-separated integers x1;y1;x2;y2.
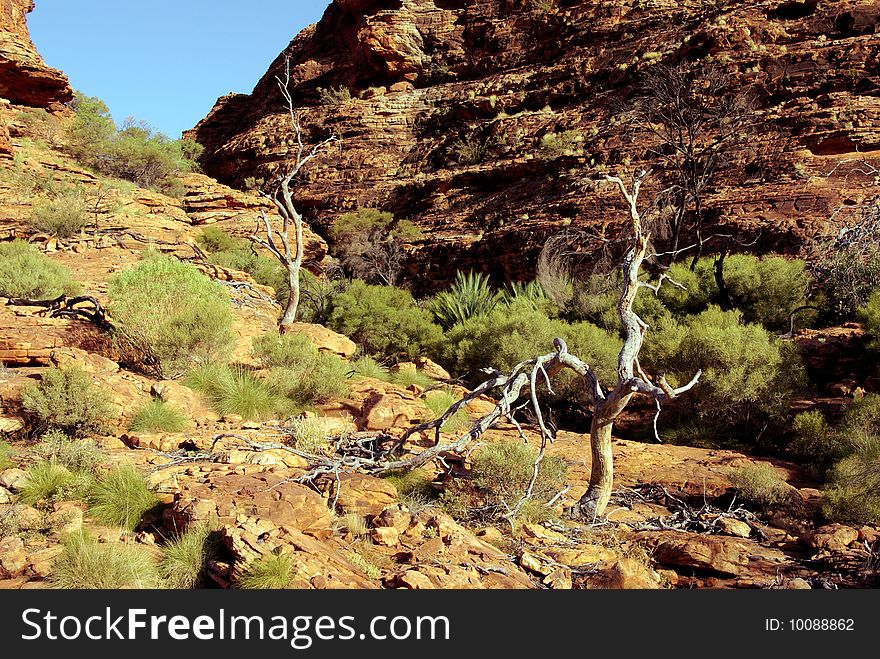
0;1;878;591
189;0;880;293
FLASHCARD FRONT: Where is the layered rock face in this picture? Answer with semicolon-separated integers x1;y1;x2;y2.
190;0;880;293
0;0;71;108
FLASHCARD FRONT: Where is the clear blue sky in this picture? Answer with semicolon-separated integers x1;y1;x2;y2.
29;0;331;138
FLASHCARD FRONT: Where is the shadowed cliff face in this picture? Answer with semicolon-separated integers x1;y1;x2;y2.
189;0;880;294
0;0;72;108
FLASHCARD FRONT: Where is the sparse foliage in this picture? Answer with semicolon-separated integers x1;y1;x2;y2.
330;209;421;286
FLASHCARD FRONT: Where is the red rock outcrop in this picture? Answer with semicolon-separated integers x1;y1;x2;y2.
189;0;880;294
0;0;72;108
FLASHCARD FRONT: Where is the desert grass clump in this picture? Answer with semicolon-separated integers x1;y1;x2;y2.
20;460;94;505
253;333;350;411
727;463;791;509
130;399;189;433
287;416;347;456
49;531;162;589
160;524;221;589
186;364;281;420
34;430;104;473
429;271;500;330
390;368;436;390
28;189;89;238
440;440;568;523
351;355;390;381
88;466;159;531
237;553;294;589
338;512;370;539
20;367;111;438
108;254;234;378
0;240;80;300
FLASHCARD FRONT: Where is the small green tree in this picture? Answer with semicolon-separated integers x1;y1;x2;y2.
330;208;421;286
328;280;442;359
108;254;234;378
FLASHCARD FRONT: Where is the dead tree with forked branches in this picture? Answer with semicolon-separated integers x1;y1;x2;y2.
152;172;701;522
251;57;339;332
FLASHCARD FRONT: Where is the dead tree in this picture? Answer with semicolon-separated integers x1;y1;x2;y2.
251;58;338;332
629;63;754;265
160;177;699;520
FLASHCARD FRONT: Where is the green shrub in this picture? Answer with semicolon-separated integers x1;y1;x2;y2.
823;447;880;526
727;463;791;508
35;430;104;473
160;524;220;589
655;260;715;317
108;255;234;378
237;554;293;589
29;189;89;238
50;531;161;589
723;255;810;330
656;256;810;331
429;271;501;330
21;367;111;438
0;240;80;300
442;301;620;382
328;281;443;360
317;86;352;105
642;307;806;445
130;399;189;433
440;440;567;523
0;440;13;470
20;460;94;506
88;466;159;531
186;364;282;420
450;135;494;165
789;411;846;479
859;289;880;351
253;333;350;410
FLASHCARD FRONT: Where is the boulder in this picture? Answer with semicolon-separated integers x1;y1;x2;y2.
359;388;427;431
586;559;663;589
716;518;752;538
0;468;28;492
635;531;752;577
169;470;334;539
285;323;356;359
0;536;27;578
332;472;398;516
804;524;860;553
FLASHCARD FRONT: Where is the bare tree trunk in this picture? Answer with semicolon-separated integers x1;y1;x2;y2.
280;265;301;331
579;415;614;519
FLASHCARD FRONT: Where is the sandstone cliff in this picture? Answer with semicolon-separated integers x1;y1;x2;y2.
189;0;880;293
0;0;71;108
